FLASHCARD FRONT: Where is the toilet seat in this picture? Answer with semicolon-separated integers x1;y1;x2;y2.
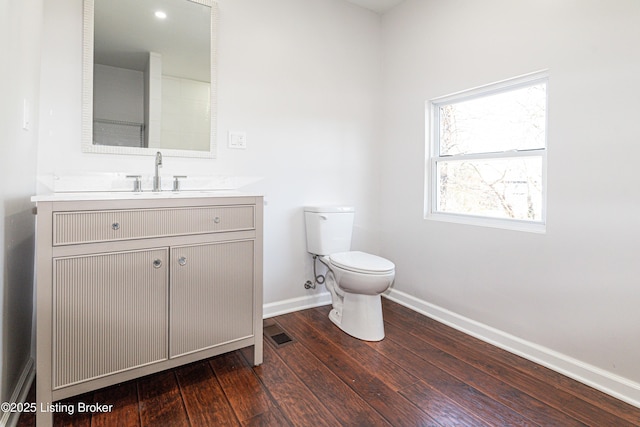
329;251;395;275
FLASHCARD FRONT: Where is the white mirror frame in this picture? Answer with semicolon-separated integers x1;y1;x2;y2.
81;0;218;158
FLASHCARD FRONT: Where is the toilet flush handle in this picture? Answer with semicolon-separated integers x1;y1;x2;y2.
319;215;328;220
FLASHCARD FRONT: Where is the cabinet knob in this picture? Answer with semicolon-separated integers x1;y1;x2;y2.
112;222;120;231
178;256;187;266
213;216;221;224
153;259;162;269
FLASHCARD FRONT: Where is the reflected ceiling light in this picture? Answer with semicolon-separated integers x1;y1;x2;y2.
154;11;167;19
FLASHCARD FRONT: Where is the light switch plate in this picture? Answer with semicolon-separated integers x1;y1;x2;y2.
228;131;247;149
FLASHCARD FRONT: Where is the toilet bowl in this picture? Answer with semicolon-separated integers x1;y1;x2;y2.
324;251;395;341
304;207;395;341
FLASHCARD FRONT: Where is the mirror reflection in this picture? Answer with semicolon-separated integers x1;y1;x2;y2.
83;0;216;157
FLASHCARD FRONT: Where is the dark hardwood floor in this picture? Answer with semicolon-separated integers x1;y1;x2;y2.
17;299;640;426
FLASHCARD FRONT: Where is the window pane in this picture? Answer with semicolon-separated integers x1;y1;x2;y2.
437;157;543;221
438;83;546;156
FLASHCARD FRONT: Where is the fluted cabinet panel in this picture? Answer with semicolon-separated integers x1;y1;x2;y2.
169;240;254;358
53;205;255;245
53;249;168;388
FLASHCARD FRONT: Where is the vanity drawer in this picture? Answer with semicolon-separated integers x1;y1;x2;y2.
53;205;255;245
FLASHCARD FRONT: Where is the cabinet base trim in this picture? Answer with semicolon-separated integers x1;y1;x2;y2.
51;338;257;401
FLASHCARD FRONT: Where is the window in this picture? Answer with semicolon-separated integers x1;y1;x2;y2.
427;72;548;232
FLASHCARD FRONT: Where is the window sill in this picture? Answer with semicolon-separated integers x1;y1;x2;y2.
426;212;546;234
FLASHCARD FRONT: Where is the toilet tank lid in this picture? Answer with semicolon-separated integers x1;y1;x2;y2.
304;206;355;213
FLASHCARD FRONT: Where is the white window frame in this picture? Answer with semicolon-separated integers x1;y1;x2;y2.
426;71;548;233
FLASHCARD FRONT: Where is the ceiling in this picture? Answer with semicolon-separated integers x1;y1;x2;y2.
345;0;405;13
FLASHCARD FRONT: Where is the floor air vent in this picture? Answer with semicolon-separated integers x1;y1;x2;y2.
264;319;294;348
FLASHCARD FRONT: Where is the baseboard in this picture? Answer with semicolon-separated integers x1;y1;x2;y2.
0;358;35;427
263;292;331;318
384;288;640;409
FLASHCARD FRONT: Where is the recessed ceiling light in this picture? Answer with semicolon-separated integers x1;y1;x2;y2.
154;11;167;19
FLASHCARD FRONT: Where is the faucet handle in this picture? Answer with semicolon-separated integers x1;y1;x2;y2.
173;175;187;192
125;175;143;192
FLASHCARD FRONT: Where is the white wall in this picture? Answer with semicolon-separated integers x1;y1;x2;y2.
0;0;41;417
380;0;640;400
37;0;382;307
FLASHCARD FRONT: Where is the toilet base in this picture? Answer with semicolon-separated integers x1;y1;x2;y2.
329;292;385;341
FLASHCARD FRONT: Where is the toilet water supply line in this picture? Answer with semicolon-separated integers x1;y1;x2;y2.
305;255;345;319
304;255;331;289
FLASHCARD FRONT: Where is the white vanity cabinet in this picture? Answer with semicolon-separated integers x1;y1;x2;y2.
33;193;263;427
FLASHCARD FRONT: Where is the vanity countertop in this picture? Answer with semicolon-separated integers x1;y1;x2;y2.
31;190;257;203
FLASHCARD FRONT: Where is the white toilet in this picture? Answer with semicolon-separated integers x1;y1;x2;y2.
304;206;395;341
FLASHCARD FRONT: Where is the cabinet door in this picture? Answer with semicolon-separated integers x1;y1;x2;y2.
53;249;168;389
170;240;254;358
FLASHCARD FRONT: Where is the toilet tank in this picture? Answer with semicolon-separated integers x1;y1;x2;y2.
304;206;355;255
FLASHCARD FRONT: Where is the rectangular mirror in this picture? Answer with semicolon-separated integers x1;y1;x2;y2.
82;0;217;158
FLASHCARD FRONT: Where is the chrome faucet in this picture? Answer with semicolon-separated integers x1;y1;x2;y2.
153;151;163;191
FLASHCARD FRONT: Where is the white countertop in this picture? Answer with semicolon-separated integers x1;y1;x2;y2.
31;190;258;202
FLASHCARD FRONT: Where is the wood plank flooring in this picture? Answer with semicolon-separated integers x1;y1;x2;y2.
17;299;640;426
